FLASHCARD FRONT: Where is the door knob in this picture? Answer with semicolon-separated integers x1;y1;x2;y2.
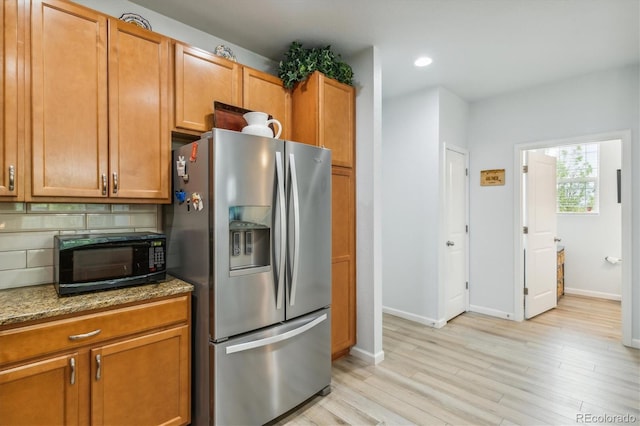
446;241;455;247
554;237;562;242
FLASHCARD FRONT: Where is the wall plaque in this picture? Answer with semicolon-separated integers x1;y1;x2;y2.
480;169;505;186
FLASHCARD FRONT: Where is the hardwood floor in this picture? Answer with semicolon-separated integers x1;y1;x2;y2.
275;295;640;425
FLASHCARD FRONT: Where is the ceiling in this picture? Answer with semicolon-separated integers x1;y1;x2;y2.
131;0;639;101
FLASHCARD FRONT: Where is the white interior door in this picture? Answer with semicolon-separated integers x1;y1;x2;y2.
524;151;557;319
444;147;468;321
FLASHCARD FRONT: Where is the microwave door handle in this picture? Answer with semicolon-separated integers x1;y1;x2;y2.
288;153;300;306
275;151;286;310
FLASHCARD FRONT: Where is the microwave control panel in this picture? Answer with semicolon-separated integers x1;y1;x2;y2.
149;241;165;271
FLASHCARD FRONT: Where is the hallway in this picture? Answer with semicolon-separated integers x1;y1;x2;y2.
276;295;639;425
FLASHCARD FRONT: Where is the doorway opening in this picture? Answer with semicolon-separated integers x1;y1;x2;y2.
513;131;632;346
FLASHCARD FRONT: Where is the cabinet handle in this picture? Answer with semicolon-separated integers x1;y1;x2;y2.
95;354;101;381
8;165;15;191
70;357;76;385
102;173;107;195
112;172;118;194
68;328;101;340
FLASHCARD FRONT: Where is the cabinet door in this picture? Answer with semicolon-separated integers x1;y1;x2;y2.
0;353;79;425
174;43;241;132
320;75;355;168
242;67;291;139
91;326;190;426
331;167;356;357
0;0;21;198
108;20;170;201
31;0;109;197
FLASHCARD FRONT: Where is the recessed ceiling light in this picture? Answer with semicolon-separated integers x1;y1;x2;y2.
414;56;433;67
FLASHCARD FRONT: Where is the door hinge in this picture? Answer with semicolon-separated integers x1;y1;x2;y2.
524;287;529;295
523;226;528;234
522;165;528;173
466;281;469;290
466;224;469;233
465;168;468;176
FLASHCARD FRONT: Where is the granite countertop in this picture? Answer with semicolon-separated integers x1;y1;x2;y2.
0;276;193;327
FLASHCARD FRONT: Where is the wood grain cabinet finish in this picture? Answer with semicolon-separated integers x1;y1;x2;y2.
292;71;355;168
0;352;79;425
330;168;356;358
29;0;171;202
0;0;23;199
242;67;291;140
292;71;356;359
174;43;242;133
0;294;191;426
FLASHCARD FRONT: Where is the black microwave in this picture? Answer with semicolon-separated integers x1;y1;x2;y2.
54;232;167;296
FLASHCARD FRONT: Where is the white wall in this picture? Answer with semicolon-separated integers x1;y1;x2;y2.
468;65;639;343
350;46;384;364
382;88;440;324
382;87;469;325
439;88;470;150
558;139;622;300
73;0;276;73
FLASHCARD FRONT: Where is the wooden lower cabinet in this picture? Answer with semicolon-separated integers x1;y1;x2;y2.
91;326;190;426
331;167;356;359
557;247;565;300
0;295;191;425
0;352;79;425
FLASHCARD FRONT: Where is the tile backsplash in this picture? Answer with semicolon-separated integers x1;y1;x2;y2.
0;203;161;290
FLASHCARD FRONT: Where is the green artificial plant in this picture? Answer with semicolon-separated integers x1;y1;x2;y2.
278;41;354;89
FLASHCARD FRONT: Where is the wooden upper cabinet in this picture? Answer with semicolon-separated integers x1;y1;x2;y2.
0;0;22;199
29;1;171;202
30;0;109;198
174;43;241;133
292;71;355;168
242;67;291;140
108;19;170;201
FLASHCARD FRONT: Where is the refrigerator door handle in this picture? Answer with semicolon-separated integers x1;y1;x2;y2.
288;153;301;306
275;151;286;310
225;313;327;354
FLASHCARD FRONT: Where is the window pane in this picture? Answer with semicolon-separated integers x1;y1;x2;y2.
546;143;599;214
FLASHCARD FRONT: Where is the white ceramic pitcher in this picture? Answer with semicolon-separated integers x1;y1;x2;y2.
242;112;282;139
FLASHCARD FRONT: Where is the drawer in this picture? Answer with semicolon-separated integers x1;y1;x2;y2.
0;295;189;365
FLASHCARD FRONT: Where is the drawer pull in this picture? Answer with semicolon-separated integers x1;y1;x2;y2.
96;354;101;380
112;172;118;194
70;357;76;385
9;165;15;191
68;329;101;340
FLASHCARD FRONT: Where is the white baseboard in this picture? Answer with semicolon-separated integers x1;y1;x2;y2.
469;304;515;321
382;306;446;328
349;346;385;365
563;287;621;301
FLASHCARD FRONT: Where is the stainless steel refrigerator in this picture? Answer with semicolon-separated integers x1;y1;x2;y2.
163;129;332;425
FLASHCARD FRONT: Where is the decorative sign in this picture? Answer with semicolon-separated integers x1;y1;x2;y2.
480;169;505;186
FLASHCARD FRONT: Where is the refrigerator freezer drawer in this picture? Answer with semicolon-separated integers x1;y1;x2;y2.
211;308;331;425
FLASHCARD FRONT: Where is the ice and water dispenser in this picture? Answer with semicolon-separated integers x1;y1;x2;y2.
228;206;271;274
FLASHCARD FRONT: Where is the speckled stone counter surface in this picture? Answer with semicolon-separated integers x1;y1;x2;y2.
0;276;193;327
